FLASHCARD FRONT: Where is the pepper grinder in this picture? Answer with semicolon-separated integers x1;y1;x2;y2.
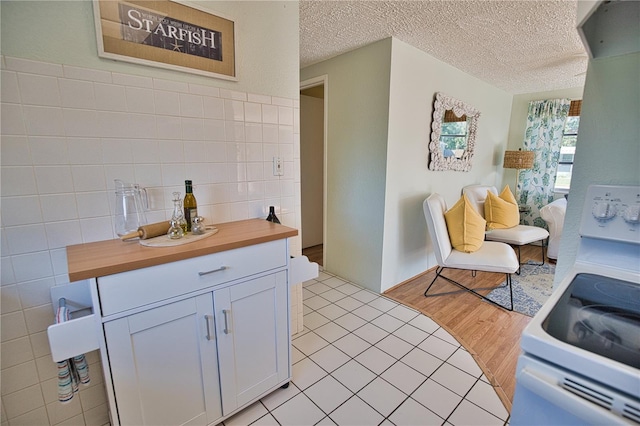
191;216;206;235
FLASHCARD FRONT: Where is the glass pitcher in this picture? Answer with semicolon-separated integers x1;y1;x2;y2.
114;179;148;237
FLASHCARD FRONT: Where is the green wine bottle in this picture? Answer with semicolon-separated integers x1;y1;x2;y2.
183;180;198;232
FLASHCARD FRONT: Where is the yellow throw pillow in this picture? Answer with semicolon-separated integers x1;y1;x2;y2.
444;194;486;253
485;185;519;230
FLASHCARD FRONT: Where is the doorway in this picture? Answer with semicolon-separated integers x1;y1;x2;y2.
300;76;327;266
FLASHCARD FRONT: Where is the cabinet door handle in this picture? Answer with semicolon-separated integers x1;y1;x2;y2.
204;315;214;340
198;266;227;276
222;309;231;334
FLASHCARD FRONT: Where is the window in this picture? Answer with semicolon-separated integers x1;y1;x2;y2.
554;100;581;192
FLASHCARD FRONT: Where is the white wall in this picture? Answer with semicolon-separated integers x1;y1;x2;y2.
301;37;514;293
301;39;392;291
0;2;299;425
554;52;640;285
0;1;298;99
381;38;513;292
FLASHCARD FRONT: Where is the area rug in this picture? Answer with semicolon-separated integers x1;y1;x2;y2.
486;261;556;316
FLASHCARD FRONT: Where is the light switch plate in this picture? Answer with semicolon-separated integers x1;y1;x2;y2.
273;157;284;176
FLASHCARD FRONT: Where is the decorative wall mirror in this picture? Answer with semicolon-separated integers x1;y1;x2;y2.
428;92;481;172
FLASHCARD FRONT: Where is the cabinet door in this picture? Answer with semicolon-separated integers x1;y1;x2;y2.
104;294;222;426
214;271;290;414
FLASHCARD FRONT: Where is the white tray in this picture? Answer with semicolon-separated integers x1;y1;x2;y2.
139;227;219;247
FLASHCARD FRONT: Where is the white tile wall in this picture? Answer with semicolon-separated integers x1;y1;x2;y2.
0;55;302;425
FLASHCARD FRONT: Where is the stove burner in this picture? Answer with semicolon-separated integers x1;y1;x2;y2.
572;304;640;362
569;273;640;314
592;280;640;307
542;273;640;369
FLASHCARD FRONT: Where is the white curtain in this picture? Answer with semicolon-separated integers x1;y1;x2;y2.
518;99;570;227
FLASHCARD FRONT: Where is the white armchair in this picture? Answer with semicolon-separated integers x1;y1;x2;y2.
462;185;549;272
540;197;567;260
423;193;519;311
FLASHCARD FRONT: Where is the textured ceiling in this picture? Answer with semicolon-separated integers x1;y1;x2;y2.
300;1;588;94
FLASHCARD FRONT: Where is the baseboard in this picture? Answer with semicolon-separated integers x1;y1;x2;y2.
383;266;438;295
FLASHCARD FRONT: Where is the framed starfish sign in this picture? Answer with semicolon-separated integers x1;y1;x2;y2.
94;0;236;80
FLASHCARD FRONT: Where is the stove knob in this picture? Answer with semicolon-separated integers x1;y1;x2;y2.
573;322;591;340
592;202;616;221
600;331;620;350
622;205;640;224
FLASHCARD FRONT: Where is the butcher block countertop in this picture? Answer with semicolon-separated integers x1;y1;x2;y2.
67;219;298;282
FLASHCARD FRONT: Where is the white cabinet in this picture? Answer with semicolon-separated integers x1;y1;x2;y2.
577;0;640;59
104;294;222;426
104;271;291;425
50;220;318;426
98;240;296;425
215;272;289;414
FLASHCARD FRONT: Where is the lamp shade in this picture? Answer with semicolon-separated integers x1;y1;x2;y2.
503;150;534;169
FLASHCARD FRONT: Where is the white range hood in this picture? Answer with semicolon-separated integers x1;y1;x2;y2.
577;0;640;59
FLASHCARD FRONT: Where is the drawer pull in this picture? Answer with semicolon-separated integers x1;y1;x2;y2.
223;309;231;334
198;266;227;276
205;315;214;341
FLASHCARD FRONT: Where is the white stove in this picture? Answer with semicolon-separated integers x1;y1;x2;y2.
511;185;640;425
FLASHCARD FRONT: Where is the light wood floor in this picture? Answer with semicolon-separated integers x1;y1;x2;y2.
302;243;551;411
384;244;550;412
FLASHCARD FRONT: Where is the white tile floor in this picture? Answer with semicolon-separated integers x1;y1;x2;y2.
222;270;510;426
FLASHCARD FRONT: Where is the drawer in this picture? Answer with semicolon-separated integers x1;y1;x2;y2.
98;239;287;317
47;281;100;362
48;313;100;362
289;255;319;287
